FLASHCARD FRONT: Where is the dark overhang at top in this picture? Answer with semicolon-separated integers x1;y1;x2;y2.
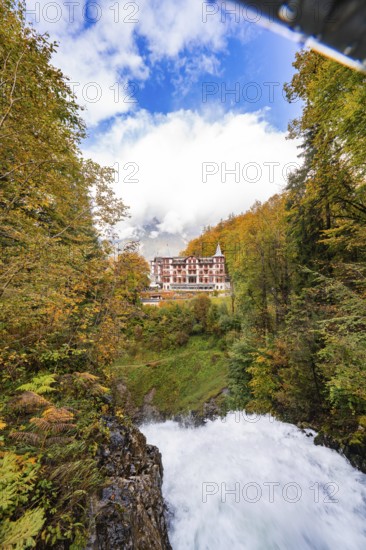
235;0;366;71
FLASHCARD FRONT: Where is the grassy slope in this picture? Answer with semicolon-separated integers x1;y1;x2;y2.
111;336;229;415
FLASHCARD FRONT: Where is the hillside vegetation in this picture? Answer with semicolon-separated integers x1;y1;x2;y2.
113;336;229;415
184;51;366;462
111;294;241;415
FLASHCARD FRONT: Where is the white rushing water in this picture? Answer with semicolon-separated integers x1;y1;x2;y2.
141;412;366;550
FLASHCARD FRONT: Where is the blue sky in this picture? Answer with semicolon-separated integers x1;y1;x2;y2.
98;30;301;135
27;0;302;256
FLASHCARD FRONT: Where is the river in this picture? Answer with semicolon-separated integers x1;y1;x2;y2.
142;412;366;550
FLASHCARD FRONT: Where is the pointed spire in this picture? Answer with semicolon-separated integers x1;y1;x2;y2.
214;243;223;256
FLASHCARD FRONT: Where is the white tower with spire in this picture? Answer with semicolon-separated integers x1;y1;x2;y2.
214;243;223;256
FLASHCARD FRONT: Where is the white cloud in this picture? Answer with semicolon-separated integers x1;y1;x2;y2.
83;108;301;245
26;0;257;125
157;212;185;235
24;1;300;255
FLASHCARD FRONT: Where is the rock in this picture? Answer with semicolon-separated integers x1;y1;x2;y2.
202;396;223;420
172;411;206;428
314;432;366;474
114;382;140;420
139;388;164;424
86;417;172;550
113;383;165;425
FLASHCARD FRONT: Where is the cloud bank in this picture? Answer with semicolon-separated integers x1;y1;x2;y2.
26;1;301;256
83;108;300;248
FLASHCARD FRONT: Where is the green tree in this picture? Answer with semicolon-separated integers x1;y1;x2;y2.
191;294;211;331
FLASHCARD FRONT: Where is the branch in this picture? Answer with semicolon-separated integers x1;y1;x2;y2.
0;51;25;131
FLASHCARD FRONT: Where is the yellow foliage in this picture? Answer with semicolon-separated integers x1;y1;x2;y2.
0;452;44;549
75;372;99;382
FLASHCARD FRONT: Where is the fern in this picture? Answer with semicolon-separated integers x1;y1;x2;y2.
42;407;74;423
90;383;109;396
10;432;41;446
0;452;44;549
0;453;40;512
30;418;76;434
11;392;50;413
17;374;57;395
74;372;99;382
30;407;76;434
11;407;76;449
0;508;44;549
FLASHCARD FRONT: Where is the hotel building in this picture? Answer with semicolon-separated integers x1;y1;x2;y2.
150;244;231;291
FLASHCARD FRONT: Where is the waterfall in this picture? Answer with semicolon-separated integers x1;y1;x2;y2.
142;412;366;550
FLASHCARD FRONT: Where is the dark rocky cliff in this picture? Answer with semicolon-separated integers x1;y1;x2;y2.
86;417;172;550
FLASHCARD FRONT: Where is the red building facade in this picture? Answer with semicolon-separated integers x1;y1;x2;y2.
150;244;231;291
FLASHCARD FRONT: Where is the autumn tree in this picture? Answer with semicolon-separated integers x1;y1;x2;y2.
0;0;148;379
